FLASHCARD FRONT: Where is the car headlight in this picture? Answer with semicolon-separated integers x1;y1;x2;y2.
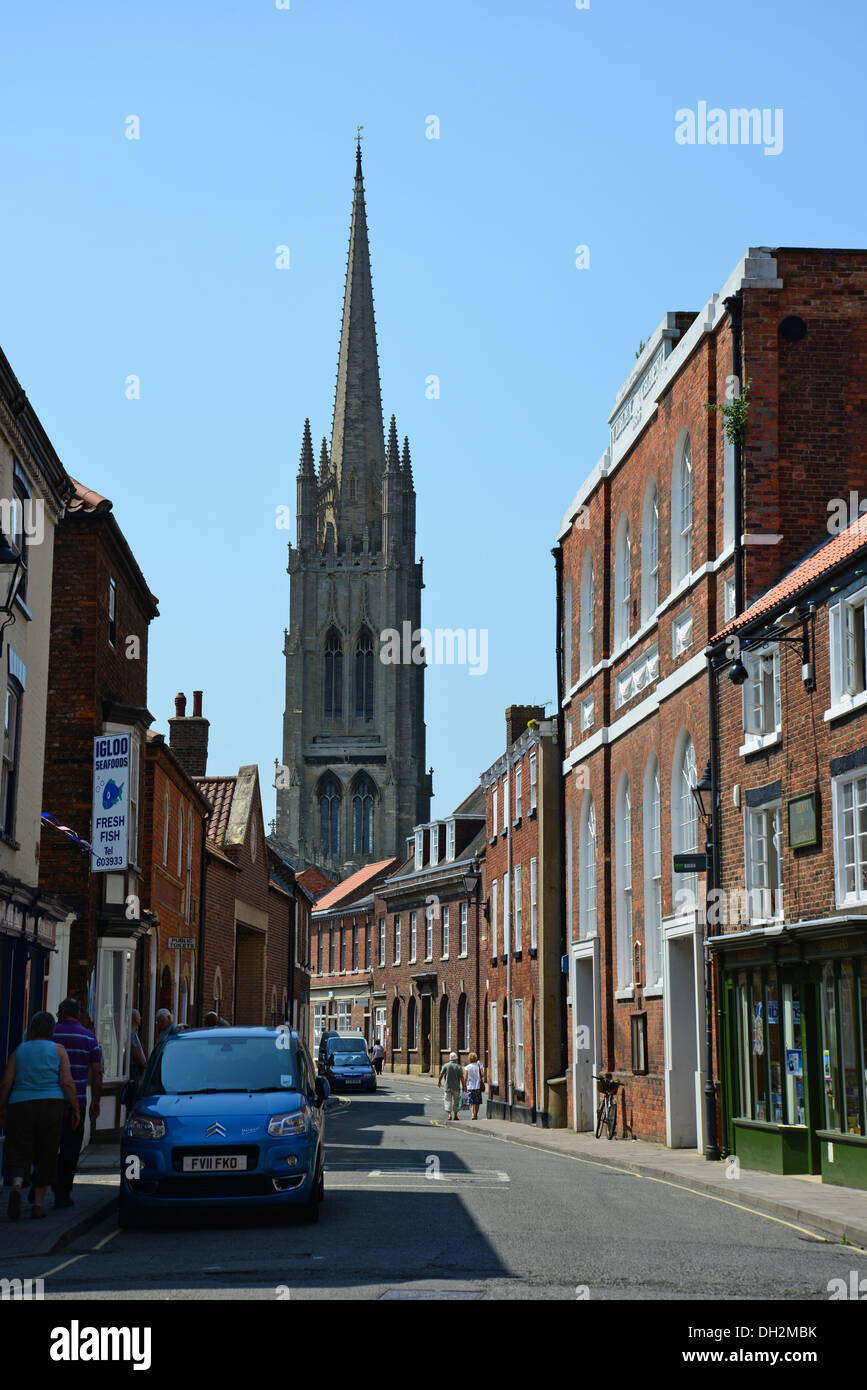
268;1106;311;1137
126;1113;166;1140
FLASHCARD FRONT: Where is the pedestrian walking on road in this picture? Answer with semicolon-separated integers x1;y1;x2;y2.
0;1012;80;1220
52;998;103;1209
438;1052;463;1121
129;1010;147;1086
372;1039;385;1075
463;1053;485;1120
155;1008;173;1042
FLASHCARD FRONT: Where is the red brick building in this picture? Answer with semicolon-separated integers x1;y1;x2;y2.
710;510;867;1190
556;246;867;1149
481;707;565;1126
166;693;303;1028
309;859;400;1049
142;727;210;1043
39;478;159;1137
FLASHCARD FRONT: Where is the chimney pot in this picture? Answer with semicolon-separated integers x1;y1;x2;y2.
192;690;203;718
175;693;187;718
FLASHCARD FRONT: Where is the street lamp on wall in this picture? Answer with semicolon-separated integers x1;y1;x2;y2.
462;862;489;921
0;534;25;652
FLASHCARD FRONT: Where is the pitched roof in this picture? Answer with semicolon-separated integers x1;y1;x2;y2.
314;857;399;913
194;776;237;847
66;477;111;514
714;510;867;640
296;865;336;902
451;785;485;817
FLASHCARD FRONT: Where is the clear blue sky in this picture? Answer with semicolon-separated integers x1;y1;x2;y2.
2;0;865;828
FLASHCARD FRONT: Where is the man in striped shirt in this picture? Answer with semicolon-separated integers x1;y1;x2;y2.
51;998;103;1208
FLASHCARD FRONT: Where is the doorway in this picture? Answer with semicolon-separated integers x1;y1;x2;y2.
572;938;600;1131
663;924;702;1148
421;995;432;1072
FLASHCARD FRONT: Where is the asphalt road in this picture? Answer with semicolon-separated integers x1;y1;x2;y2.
11;1079;867;1301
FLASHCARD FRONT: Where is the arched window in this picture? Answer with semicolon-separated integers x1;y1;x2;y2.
318;772;341;856
408;996;418;1050
643;755;663;989
579;792;597;938
324;627;343;718
355;628;374;720
672;433;693;587
351;772;376;856
614;513;630;650
458;994;470;1052
641;479;659;622
213;967;223;1014
672;732;698;912
391;998;402;1050
615;773;633;990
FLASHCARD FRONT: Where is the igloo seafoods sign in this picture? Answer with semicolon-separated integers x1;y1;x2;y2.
91;733;131;871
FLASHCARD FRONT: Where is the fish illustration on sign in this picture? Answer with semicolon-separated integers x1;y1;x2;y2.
102;780;124;810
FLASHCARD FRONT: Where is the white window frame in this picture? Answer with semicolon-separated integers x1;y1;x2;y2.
394;914;401;964
530;856;538;950
615;774;633;994
492;784;498;837
641;479;659;623
414;830;424;870
643;758;662;989
441;903;450;958
515;762;522;820
490;1001;499;1087
744;802;784;922
833;771;867;907
513;999;525;1094
529;751;537;812
459;901;468;956
502;774;509;831
614;512;631;650
409;910;417;962
446;819;456;861
491;878;498;956
672;433;693;588
430;826;439;867
828;584;867;719
425;905;433;960
579;795;596;938
503;872;510;954
742;645;781;740
580;550;594;676
514;864;522;953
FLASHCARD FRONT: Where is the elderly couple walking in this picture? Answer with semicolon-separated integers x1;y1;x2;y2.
437;1052;485;1121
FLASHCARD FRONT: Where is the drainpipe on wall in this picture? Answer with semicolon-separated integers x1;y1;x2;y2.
552;543;569;1083
703;648;721;1161
724;292;745;616
506;770;513;1115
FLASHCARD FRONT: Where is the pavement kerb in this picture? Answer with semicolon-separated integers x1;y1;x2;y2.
384;1071;867;1250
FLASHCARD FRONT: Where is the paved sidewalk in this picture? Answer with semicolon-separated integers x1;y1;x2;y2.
390;1072;867;1248
2;1144;119;1260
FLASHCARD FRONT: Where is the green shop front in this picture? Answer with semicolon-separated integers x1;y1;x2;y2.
711;919;867;1190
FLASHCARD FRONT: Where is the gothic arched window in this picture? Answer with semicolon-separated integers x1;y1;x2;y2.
355;628;374;720
318;772;341;857
351;772;376;856
324;628;343;718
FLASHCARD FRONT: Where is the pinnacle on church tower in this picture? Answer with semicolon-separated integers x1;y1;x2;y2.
318;437;329;481
299;417;315;475
385;413;400;472
401;435;413;484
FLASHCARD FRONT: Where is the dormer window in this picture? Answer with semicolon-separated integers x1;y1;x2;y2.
414;829;424;870
430;825;439;867
446;820;456;861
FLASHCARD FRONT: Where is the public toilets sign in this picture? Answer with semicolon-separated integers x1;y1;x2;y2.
91;734;131;871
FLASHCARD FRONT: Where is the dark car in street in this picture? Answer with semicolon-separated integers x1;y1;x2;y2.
319;1036;377;1093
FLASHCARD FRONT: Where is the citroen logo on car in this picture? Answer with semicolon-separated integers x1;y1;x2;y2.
206;1122;226;1138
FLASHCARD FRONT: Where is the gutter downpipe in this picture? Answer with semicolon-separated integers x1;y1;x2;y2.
552;544;569;1084
704;646;721;1160
506;776;513;1116
195;825;208;1026
724;291;745;617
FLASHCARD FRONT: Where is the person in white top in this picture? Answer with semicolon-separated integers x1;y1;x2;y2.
463;1052;485;1120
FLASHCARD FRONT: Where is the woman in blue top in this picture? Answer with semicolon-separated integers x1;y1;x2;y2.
0;1011;80;1220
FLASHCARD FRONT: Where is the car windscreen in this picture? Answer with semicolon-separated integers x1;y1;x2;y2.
329;1038;366;1053
332;1053;370;1066
141;1037;302;1096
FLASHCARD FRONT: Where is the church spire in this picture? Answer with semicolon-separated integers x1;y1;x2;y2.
318;437;329;481
329;139;385;531
299;418;315;476
385;413;400;472
401;435;413;485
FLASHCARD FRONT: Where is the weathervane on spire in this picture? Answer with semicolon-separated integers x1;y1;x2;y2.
356;125;364;170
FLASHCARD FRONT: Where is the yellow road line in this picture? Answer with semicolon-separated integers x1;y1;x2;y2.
40;1253;86;1279
430;1118;867;1250
93;1227;121;1251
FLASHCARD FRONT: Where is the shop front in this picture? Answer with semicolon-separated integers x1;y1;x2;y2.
713;919;867;1190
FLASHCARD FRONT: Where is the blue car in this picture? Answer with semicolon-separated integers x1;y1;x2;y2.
119;1026;328;1227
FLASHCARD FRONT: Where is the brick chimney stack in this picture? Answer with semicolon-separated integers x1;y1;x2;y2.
505;704;546;749
168;690;210;778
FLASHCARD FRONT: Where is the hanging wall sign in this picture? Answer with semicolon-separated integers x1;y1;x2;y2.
91;733;131;872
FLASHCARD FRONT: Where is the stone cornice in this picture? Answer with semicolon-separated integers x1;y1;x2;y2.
0;398;71;523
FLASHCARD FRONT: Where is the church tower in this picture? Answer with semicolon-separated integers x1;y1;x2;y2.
276;142;432;879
